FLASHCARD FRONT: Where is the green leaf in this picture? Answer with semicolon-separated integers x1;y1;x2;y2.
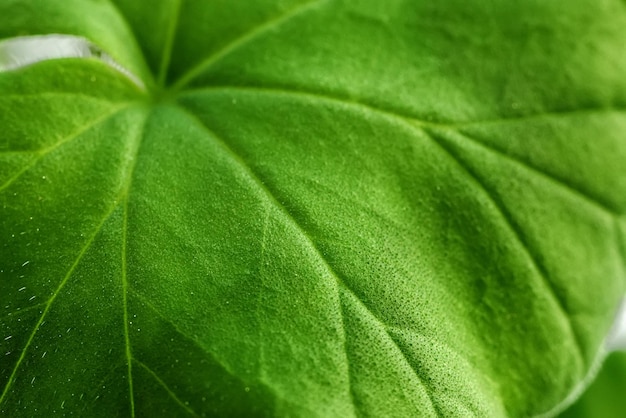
559;351;626;418
1;0;625;416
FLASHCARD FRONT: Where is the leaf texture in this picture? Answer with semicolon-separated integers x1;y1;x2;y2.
1;0;626;416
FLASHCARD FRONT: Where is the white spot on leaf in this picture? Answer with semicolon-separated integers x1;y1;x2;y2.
606;296;626;351
0;34;144;89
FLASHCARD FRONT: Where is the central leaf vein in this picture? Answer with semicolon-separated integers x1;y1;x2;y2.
117;108;151;417
121;197;135;417
180;86;622;216
175;105;439;415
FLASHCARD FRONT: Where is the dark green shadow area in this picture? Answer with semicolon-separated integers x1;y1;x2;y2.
559;351;626;418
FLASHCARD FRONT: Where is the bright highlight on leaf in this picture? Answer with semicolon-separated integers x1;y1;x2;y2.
0;35;144;89
606;298;626;351
1;1;625;417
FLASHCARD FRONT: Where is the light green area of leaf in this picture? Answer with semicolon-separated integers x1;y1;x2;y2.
559;351;626;418
1;0;625;416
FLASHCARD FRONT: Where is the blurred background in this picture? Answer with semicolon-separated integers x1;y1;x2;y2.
559;351;626;417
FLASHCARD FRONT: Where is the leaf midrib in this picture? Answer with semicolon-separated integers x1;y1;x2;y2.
172;86;614;413
0;2;621;417
1;80;615;416
175;105;441;417
182;86;626;131
179;85;625;218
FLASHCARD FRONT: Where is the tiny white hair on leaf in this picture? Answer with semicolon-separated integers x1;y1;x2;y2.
0;34;144;89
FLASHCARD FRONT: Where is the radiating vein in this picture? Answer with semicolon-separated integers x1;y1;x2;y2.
387;325;472;373
337;297;359;418
129;289;276;402
1;105;150;410
175;106;438;415
0;103;132;193
177;87;613;365
340;289;440;417
121;197;135;417
182;85;626;127
117;110;150;418
0;199;122;404
134;359;198;417
449;130;623;216
255;207;270;383
170;0;328;91
1;302;47;320
129;289;210;357
180;86;622;216
450;107;626;127
0;105;148;405
423;129;586;366
0;92;118;102
157;0;183;87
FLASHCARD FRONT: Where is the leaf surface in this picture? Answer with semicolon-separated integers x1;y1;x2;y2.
1;0;626;416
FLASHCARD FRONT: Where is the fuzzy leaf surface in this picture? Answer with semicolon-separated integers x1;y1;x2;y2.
1;0;626;416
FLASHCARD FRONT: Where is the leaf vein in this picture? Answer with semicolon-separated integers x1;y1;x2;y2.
423;129;587;367
0;199;122;405
340;289;441;417
134;359;199;417
1;302;47;321
0;103;132;193
122;197;135;418
129;290;209;358
180;86;621;216
129;289;279;404
171;0;328;91
337;293;360;418
184;85;626;126
157;0;183;86
176;105;439;416
118;110;151;418
450;130;622;216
